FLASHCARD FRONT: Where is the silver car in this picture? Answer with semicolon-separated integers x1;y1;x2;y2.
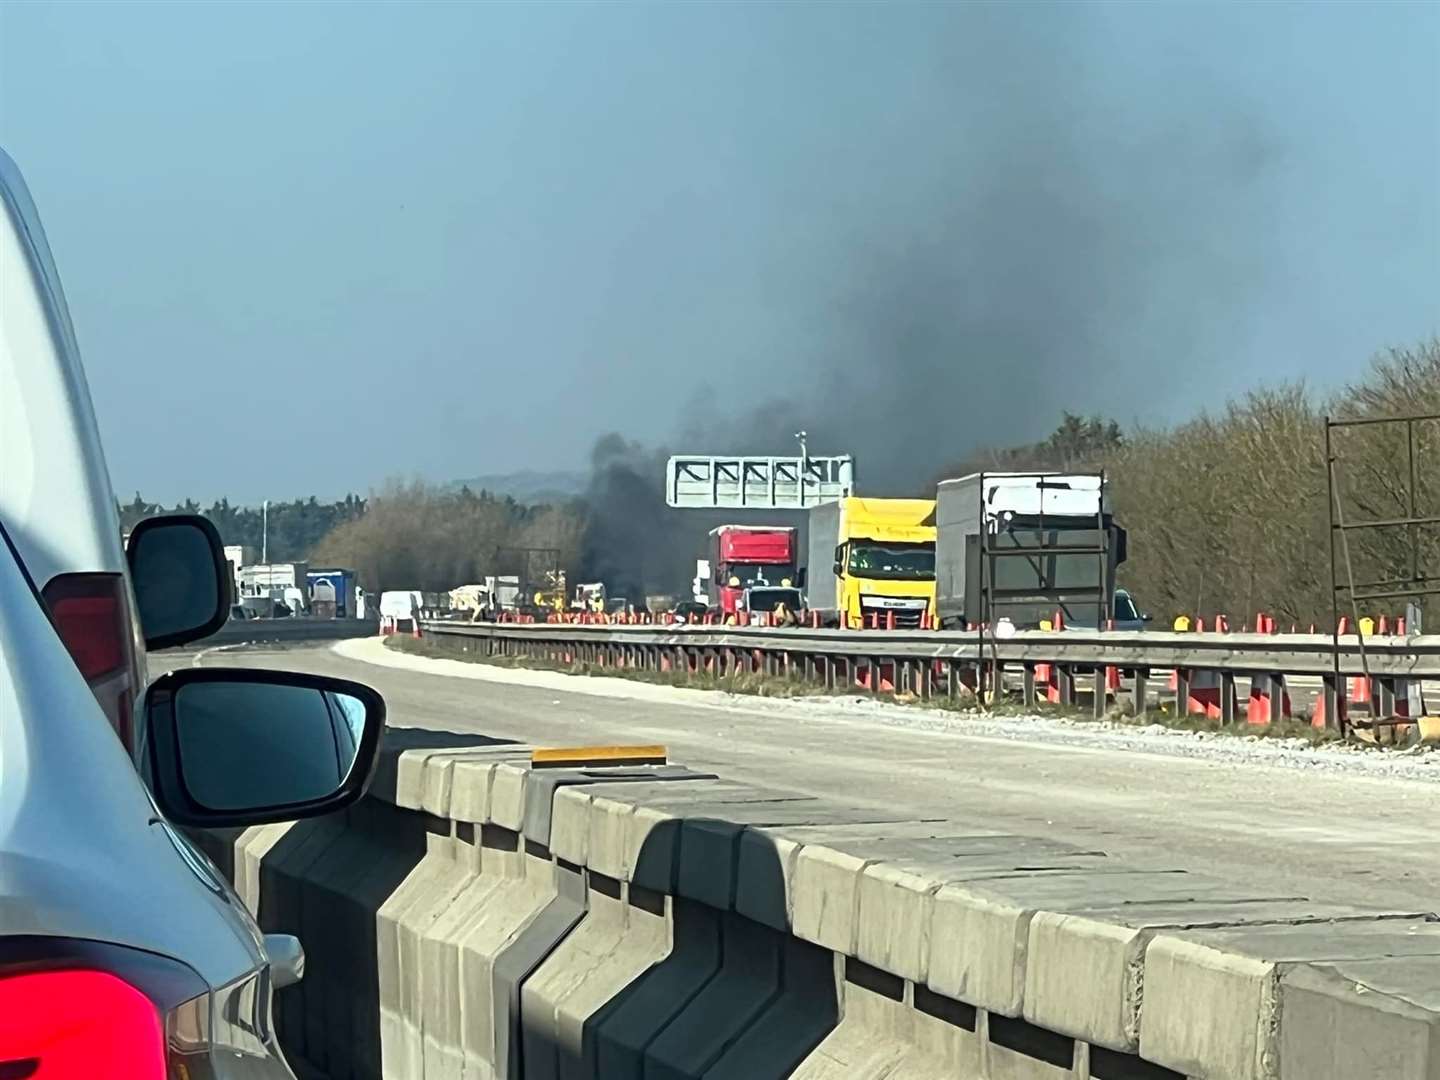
1;148;384;1077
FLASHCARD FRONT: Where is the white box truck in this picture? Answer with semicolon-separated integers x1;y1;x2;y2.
935;472;1127;630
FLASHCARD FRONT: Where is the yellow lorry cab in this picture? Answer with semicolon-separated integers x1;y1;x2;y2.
805;497;937;629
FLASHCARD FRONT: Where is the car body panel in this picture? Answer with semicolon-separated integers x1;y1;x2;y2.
0;150;131;593
0;148;295;1077
0;541;265;988
0;148;149;755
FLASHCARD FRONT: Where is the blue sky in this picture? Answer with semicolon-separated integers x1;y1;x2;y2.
2;1;1436;501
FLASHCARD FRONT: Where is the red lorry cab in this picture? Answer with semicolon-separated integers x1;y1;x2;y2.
708;526;798;616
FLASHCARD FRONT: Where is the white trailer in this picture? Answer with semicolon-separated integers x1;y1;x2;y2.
935;472;1126;629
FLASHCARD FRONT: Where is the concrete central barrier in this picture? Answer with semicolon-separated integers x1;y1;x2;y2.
193;728;1440;1080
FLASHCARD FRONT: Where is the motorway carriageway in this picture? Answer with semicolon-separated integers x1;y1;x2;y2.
165;638;1440;917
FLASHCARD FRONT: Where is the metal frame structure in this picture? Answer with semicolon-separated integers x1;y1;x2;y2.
973;471;1114;703
665;454;855;509
1325;412;1439;732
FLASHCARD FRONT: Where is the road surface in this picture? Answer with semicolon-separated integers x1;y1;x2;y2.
166;639;1440;915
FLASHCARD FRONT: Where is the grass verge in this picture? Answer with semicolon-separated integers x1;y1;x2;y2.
385;633;828;698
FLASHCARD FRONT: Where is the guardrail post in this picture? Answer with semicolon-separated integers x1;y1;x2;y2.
1133;668;1149;718
1022;663;1037;708
1376;676;1396;721
1175;669;1191;716
868;656;880;696
1320;675;1343;731
1092;666;1107;719
1058;664;1076;707
920;659;934;700
1221;672;1237;725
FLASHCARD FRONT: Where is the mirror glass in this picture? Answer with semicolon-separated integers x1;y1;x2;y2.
130;520;225;644
173;681;367;811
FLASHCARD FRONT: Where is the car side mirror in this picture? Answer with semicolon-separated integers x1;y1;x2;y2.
264;934;305;990
145;668;384;827
1142;613;1154;623
126;515;229;649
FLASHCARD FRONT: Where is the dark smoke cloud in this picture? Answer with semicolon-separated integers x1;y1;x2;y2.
586;5;1290;593
582;433;808;598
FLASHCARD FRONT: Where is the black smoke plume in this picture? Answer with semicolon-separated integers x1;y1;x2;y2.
583;5;1286;594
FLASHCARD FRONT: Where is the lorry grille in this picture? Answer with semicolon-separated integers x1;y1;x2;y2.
861;604;926;629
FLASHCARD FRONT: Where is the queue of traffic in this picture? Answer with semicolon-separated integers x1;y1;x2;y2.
695;471;1131;632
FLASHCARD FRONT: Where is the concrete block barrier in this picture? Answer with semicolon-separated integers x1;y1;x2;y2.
192;726;1439;1080
591;896;721;1078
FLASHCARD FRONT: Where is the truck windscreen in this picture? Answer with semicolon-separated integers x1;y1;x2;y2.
848;543;935;581
721;563;795;587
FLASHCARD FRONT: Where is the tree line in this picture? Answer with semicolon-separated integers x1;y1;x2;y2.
119;486;588;595
309;482;587;593
117;494;368;561
1104;339;1438;628
941;339;1436;627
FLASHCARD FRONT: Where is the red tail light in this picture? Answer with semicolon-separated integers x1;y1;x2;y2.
0;969;165;1078
40;573;137;747
41;574;127;681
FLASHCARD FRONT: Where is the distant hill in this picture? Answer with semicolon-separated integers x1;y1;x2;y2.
448;469;588;505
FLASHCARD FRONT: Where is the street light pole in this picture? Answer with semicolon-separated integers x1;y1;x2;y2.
262;500;269;564
794;430;809;505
